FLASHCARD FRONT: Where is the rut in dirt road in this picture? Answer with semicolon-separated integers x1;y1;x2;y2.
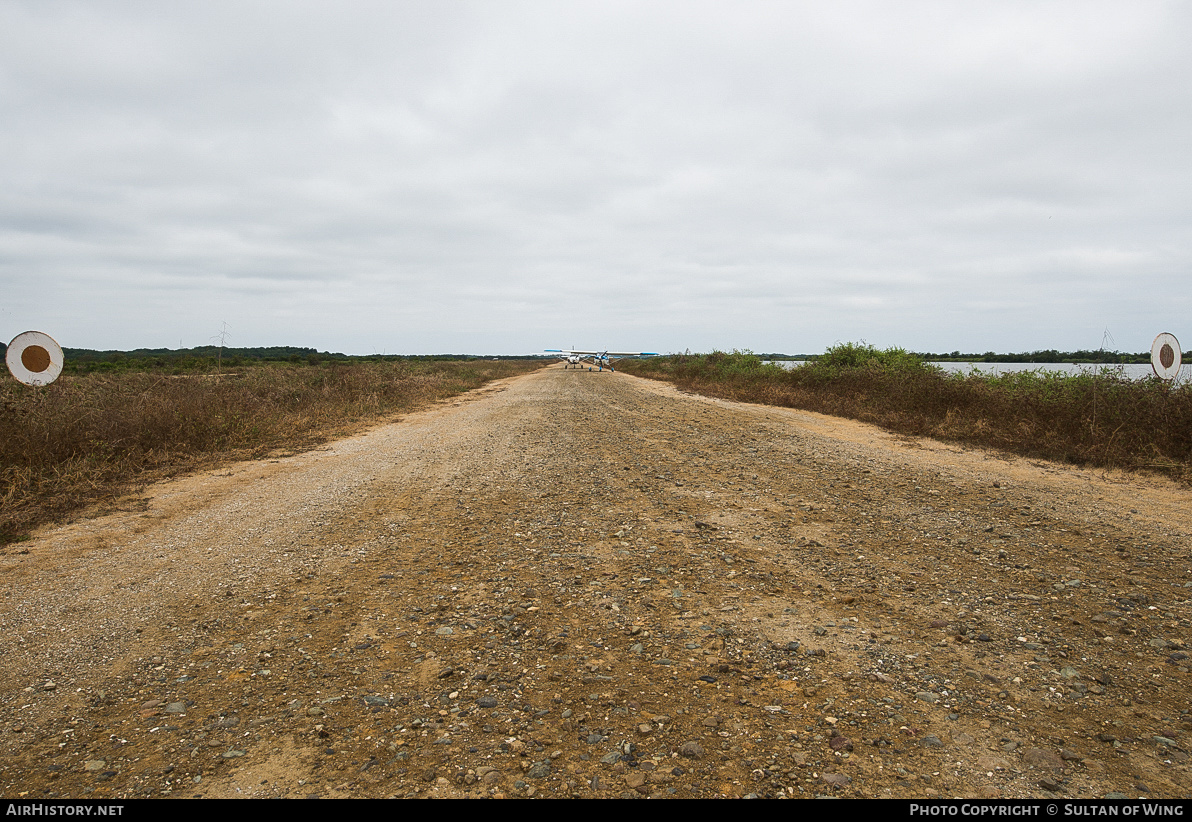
2;366;1191;799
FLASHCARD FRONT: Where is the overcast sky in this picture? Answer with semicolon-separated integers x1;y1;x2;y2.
2;1;1190;355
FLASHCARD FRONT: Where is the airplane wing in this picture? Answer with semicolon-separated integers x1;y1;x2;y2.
544;350;659;357
542;350;658;371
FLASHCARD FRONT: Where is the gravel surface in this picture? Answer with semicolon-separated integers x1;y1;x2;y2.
2;367;1191;799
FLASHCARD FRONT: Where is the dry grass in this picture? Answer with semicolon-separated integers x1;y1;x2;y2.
1;359;545;542
619;347;1192;482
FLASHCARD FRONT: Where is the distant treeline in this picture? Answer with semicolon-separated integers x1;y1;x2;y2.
762;350;1172;364
0;344;542;374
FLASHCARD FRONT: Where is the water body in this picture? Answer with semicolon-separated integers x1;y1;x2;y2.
930;361;1189;383
768;361;1189;385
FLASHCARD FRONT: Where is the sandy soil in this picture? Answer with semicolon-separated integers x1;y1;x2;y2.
1;366;1190;799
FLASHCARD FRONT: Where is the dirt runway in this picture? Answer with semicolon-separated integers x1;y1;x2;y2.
2;366;1190;798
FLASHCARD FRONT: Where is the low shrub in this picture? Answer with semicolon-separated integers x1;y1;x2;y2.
620;346;1192;481
0;359;544;542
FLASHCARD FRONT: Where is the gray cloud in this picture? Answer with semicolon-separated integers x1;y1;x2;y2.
2;1;1189;355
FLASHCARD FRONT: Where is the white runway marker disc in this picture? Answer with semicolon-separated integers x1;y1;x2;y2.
6;330;64;386
1150;332;1182;381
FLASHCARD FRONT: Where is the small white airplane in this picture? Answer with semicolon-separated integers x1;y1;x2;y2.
544;349;659;372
